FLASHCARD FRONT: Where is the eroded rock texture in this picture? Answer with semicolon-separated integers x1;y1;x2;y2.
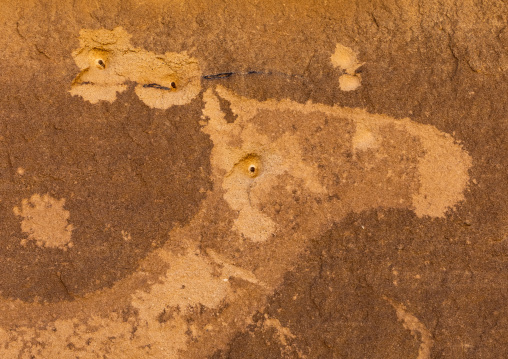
0;1;507;358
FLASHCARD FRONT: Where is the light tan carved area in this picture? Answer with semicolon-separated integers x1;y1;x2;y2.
13;193;74;250
69;27;201;109
408;127;473;217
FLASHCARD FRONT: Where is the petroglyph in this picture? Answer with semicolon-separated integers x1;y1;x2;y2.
0;79;471;358
70;27;201;109
13;193;74;249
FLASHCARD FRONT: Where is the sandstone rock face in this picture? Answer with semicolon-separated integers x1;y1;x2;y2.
0;1;507;358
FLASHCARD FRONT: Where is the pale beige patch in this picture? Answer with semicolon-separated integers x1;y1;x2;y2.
331;43;364;91
210;86;471;219
330;43;360;72
69;83;127;104
70;27;201;109
0;327;24;359
406;126;473;217
203;89;326;242
13;193;74;249
131;250;230;320
386;297;433;359
352;122;378;153
6;313;190;358
221;151;279;242
233;207;276;243
207;249;265;287
339;73;362;91
263;317;296;346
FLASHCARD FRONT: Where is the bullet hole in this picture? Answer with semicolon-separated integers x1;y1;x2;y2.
96;59;106;69
171;82;177;89
245;160;260;178
237;153;262;178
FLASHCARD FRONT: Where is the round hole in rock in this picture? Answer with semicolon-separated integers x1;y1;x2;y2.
237;153;262;178
96;59;106;69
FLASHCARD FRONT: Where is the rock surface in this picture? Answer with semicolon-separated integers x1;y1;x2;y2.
0;0;507;358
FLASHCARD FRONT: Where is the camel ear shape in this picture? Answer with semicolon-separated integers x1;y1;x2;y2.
407;124;472;218
346;115;472;219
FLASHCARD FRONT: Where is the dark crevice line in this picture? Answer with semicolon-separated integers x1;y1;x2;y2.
202;70;304;80
143;83;172;91
76;81;178;91
202;72;235;80
56;273;74;299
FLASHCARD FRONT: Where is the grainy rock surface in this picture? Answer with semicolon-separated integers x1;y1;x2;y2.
0;1;507;358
